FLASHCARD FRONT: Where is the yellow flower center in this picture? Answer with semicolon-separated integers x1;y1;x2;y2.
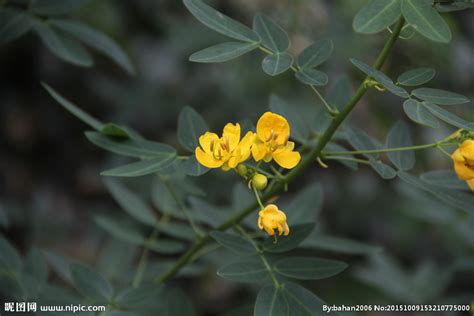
210;136;231;160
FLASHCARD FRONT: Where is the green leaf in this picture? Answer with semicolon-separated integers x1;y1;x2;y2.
44;251;74;283
178;106;209;152
115;284;164;312
386;121;415;171
42;83;103;130
353;0;402;34
436;2;474;12
33;21;93;67
253;13;289;52
302;234;383;255
94;216;145;245
403;99;440;128
397;67;435;86
263;224;314;253
254;285;289;316
86;132;176;158
188;197;228;227
0;9;33;44
51;19;135;75
325;143;359;170
100;123;130;138
210;231;256;255
370;160;397;179
183;0;259;42
412;88;470;105
297;39;333;69
0;237;21;273
149;239;185;254
295;69;328;86
30;0;89;15
422;102;474;130
327;74;353;111
160;222;197;241
262;53;293;76
420;170;469;190
70;263;113;302
101;156;177;177
274;257;347;280
398;172;474;214
284;282;327;316
402;0;452;43
23;248;48;283
217;259;268;283
350;58;409;98
269;95;309;143
344;125;382;159
152;180;184;218
189;41;258;63
181;156;210;176
284;184;322;225
104;179;157;226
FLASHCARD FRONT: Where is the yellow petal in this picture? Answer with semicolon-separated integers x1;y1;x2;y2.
252;139;267;162
264;226;275;236
222;123;240;152
256;112;290;144
235;132;255;162
467;179;474;191
265;204;279;212
459;140;474;164
273;149;301;169
282;222;290;236
276;210;287;221
199;132;219;153
227;148;242;169
451;149;464;163
195;147;224;168
453;160;474;180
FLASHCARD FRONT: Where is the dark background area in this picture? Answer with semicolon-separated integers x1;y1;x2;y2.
1;1;473;315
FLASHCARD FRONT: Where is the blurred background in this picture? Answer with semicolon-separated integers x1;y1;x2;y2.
1;0;473;315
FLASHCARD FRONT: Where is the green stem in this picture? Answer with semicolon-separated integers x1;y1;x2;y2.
310;85;339;115
154;17;405;284
244;164;274;178
132;215;169;287
236;225;280;287
324;156;371;165
253;186;265;209
324;142;440;156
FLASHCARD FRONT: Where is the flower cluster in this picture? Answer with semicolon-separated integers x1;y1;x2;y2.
195;112;301;171
195;112;300;236
451;139;474;191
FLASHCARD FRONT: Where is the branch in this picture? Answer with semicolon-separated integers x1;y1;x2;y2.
154;17;406;284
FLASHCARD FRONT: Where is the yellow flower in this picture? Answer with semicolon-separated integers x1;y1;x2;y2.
195;123;255;170
452;140;474;191
258;204;289;236
252;112;301;169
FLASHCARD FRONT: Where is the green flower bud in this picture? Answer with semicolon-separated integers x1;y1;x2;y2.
236;164;248;177
252;173;268;190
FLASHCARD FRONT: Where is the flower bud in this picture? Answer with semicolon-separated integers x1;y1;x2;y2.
236;164;248;177
252;173;268;190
